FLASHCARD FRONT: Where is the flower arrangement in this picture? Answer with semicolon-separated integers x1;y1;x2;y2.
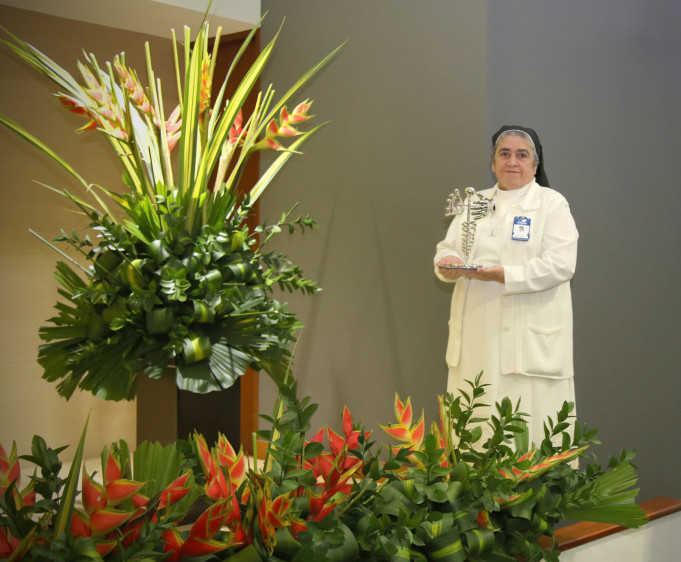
0;376;646;561
0;21;338;400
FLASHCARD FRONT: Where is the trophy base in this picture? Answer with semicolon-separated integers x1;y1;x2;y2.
439;264;481;270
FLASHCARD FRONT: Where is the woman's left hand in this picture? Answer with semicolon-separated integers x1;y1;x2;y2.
461;266;505;284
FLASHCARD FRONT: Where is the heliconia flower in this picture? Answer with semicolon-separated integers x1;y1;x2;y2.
409;412;425;449
163;528;184;562
204;466;230;501
120;516;145;547
215;434;243;474
94;540;118;558
253;137;283;151
307;492;342;522
77;60;100;90
76;119;99;133
103;450;122;486
496;488;534;508
199;57;212;112
266;119;279;138
103;126;129;141
290;100;313;123
82;470;107;514
195;433;219;481
158;472;193;509
380;423;410;442
89;508;134;535
56;93;90;116
0;442;21;493
257;486;294;544
477;510;491;528
395;393;413;427
188;498;231;541
500;446;588;482
182;536;230;557
164;105;182;152
381;394;425;449
0;527;20;559
105;478;145;506
277;124;301;137
290;518;307;539
130;493;149;509
228;109;244;144
342;406;361;449
70;509;91;538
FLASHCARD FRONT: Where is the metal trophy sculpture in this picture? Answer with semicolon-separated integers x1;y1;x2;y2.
442;187;495;269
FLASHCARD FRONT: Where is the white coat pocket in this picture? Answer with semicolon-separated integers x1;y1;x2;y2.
522;324;563;376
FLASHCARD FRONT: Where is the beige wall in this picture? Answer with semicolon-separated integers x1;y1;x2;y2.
0;6;177;460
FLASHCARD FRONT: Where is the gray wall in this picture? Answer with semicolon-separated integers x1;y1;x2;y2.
260;0;681;502
486;0;681;501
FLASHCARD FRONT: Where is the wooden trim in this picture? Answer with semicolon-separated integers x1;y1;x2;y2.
240;368;259;454
256;439;268;461
539;496;681;552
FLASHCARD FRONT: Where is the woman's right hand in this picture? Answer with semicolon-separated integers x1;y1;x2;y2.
437;256;465;280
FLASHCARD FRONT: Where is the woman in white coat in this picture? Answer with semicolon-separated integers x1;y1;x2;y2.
434;125;578;446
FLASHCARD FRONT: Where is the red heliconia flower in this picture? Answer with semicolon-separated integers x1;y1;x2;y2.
195;432;247;501
70;510;92;538
89;508;134;535
103;450;122;486
56;93;90;116
195;432;219;481
204;467;230;502
0;527;20;558
395;394;413;426
189;498;231;542
500;446;588;482
0;442;21;493
290;518;307;539
290;100;313;124
81;470;107;514
94;539;117;558
163;527;184;562
158;472;193;509
257;486;294;545
380;394;427;467
105;478;146;506
182;536;230;557
229;109;244;144
215;433;246;488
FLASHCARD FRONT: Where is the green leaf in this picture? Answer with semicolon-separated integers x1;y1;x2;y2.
53;413;89;538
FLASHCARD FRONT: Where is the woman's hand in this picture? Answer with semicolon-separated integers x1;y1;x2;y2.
437;256;465;280
461;266;505;284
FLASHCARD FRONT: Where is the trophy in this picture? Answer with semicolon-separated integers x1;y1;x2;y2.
441;187;495;269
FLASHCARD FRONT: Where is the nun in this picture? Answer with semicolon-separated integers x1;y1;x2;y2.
434;125;579;446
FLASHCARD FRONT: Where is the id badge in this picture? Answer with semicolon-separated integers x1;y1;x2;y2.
512;216;531;241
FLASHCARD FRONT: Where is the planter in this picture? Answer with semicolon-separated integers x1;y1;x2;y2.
136;371;241;447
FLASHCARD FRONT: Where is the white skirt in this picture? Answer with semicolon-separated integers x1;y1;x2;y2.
446;278;575;448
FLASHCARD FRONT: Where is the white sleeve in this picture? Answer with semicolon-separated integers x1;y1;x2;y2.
433;217;464;283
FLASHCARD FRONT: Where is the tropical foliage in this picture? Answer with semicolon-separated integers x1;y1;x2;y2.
0;377;646;561
0;21;338;400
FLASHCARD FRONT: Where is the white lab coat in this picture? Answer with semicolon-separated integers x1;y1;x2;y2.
434;181;579;444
